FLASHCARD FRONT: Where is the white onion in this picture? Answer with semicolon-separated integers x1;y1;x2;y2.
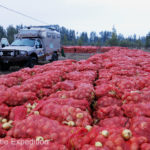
2;122;12;130
2;119;7;123
101;130;109;138
122;129;132;140
36;136;44;141
68;121;75;126
95;141;103;147
85;125;92;131
76;113;84;119
34;111;40;115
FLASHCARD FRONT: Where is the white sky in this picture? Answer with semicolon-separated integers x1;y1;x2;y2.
0;0;150;37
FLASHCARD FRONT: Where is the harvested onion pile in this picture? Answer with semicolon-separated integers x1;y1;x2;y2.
0;47;150;149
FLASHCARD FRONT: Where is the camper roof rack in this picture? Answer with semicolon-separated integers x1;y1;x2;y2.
27;25;55;31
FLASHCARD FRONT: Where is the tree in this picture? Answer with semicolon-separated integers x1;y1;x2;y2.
0;26;6;40
107;30;118;46
7;25;18;44
145;32;150;48
99;31;112;46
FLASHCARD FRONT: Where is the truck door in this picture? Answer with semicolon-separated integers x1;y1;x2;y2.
35;39;45;59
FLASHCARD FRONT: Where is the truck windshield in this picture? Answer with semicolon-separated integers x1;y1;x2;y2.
11;39;35;47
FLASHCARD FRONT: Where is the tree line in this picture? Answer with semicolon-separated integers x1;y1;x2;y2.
0;24;150;48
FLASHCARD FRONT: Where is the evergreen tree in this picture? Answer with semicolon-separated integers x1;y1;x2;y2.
7;25;18;44
145;32;150;48
0;26;6;40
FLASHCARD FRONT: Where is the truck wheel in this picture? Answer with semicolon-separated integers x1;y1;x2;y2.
1;63;10;71
51;52;58;61
27;56;37;68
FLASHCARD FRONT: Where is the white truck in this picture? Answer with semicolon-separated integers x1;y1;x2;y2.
0;26;61;70
0;38;9;48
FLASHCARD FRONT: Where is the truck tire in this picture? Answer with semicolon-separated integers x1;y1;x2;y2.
51;52;58;61
0;63;10;71
27;56;37;68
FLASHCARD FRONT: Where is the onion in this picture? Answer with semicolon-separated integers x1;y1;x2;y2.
122;129;132;140
68;121;75;126
2;119;7;123
2;122;12;130
95;141;103;147
101;130;109;138
27;108;31;113
8;120;13;124
32;103;37;109
85;125;92;131
26;103;32;108
36;136;44;141
34;111;40;115
61;95;67;99
76;113;84;119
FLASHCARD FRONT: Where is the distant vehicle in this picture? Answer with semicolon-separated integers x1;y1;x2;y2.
0;26;61;70
0;38;9;48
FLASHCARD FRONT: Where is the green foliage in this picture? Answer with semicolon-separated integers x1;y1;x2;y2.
0;26;6;40
7;25;18;44
145;33;150;48
0;24;147;48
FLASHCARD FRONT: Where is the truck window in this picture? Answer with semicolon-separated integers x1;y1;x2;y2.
11;39;35;47
47;32;51;38
52;35;56;39
35;39;42;48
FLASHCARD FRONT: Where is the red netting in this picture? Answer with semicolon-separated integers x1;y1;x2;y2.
7;115;83;145
34;102;92;127
9;106;27;121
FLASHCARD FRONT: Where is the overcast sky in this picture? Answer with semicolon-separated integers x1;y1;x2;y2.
0;0;150;37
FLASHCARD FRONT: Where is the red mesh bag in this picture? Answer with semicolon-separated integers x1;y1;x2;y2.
88;127;134;150
37;98;90;112
9;105;27;121
98;117;130;128
94;105;123;120
1;89;37;106
50;83;94;102
130;116;150;142
0;85;7;91
64;71;96;82
0;124;7;138
0;139;68;150
95;96;122;108
98;70;112;79
17;70;63;93
141;143;150;150
76;62;98;71
7;115;82;145
68;126;127;150
121;90;150;104
52;80;93;93
95;84;116;98
35;102;92;127
81;145;107;150
52;80;75;92
36;88;52;99
6;71;31;82
0;104;10;118
122;103;150;118
95;78;110;86
0;77;19;87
